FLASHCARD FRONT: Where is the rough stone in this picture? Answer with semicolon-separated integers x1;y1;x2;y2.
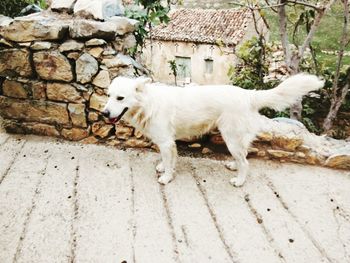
102;53;132;68
31;41;52;50
92;121;113;138
33;51;73;82
115;125;133;140
107;16;138;35
267;149;294;158
1;15;68;42
76;53;99;84
47;83;84;103
0;38;13;47
51;0;76;12
0;96;69;125
87;47;104;58
189;143;201;148
69;20;116;40
2;80;28;99
85;38;107;46
61;127;90;141
248;147;259;154
92;70;110;88
325;154;350;169
89;93;107;112
271;136;303;151
74;0;124;20
123;33;137;49
0;15;13;27
81;136;99;144
88;111;99;122
67;52;80;60
31;81;46;100
68;103;87;127
3;120;60;137
59;40;84;52
0;49;33;77
125;138;152;148
257;132;273;142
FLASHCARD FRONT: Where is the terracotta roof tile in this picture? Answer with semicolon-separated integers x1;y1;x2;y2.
150;8;253;45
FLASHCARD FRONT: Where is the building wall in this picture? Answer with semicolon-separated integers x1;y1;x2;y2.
143;40;238;85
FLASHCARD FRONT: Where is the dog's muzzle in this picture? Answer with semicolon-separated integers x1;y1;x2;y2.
107;107;129;124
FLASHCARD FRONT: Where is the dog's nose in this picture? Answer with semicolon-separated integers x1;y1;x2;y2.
102;110;110;118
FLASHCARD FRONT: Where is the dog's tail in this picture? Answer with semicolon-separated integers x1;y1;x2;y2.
251;73;324;111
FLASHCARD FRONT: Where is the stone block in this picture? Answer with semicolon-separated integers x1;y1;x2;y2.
76;53;99;84
68;103;87;127
89;93;107;111
59;40;84;52
0;49;32;77
61;127;90;141
3;120;60;137
47;83;84;103
0;96;69;125
69;20;116;40
33;51;73;82
92;121;113;138
73;0;124;20
2;80;28;98
92;70;110;88
1;15;68;42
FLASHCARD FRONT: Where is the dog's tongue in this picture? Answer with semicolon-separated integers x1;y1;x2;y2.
107;118;117;124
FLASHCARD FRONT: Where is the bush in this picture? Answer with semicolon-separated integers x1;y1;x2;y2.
0;0;47;18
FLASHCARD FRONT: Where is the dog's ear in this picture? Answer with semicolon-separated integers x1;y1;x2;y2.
135;76;152;93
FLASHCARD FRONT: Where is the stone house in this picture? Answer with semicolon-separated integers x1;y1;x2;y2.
142;8;267;85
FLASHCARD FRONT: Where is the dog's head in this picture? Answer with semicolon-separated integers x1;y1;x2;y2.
102;76;151;123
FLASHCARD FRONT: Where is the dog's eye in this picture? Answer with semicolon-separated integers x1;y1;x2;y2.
116;96;124;101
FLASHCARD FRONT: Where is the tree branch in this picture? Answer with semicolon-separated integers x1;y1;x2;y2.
278;0;292;68
286;0;322;11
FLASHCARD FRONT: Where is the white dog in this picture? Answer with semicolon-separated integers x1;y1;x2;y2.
103;74;324;186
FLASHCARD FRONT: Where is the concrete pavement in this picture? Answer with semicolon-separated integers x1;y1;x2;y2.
0;132;350;263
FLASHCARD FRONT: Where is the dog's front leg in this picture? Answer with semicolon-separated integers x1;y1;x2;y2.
157;140;177;185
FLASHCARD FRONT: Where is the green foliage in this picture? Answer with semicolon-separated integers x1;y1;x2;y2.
125;0;169;56
0;0;47;17
168;59;178;85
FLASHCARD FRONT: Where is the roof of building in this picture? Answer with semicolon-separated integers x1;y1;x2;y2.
150;8;253;46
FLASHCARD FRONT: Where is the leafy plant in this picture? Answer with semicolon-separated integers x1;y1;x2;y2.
0;0;47;17
168;59;178;86
125;0;170;56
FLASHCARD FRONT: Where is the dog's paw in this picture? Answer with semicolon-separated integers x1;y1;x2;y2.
230;177;245;187
225;161;237;171
156;162;165;173
158;174;173;185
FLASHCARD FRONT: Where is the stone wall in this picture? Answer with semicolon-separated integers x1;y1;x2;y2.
0;4;349;171
0;4;153;148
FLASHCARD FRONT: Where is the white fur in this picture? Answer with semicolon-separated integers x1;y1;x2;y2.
103;74;324;186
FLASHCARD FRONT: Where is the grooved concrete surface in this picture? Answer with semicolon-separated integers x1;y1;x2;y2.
0;132;350;263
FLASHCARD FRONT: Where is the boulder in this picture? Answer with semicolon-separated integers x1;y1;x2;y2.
33;51;73;82
0;96;69;125
31;81;47;100
87;47;104;58
0;49;33;77
115;125;133;140
73;0;124;20
1;15;68;42
76;53;99;84
0;15;13;27
69;20;116;40
47;83;84;103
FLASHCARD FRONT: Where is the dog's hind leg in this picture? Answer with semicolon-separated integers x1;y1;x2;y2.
157;140;177;185
219;119;257;187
